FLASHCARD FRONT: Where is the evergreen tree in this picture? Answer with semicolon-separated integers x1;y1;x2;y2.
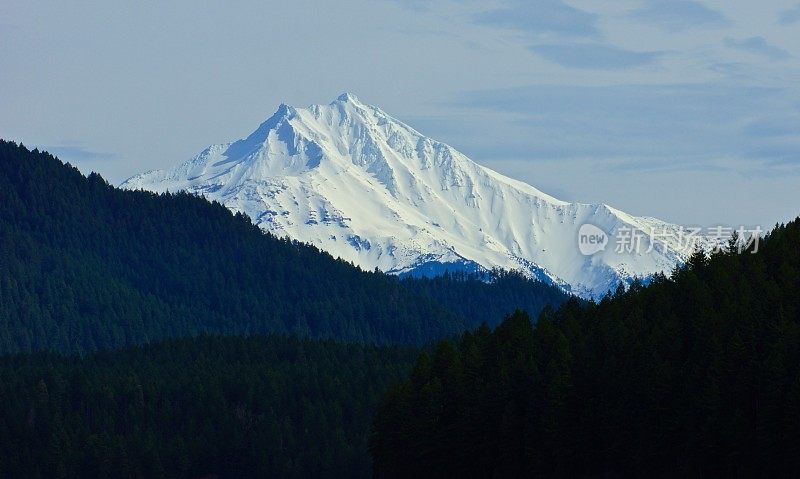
0;140;567;352
373;218;800;477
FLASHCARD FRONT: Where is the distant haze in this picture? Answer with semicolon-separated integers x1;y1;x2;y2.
2;0;799;227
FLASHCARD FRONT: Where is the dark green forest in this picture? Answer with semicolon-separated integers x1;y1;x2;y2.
0;335;418;478
372;219;800;477
401;269;570;329
4;139;799;478
0;140;567;354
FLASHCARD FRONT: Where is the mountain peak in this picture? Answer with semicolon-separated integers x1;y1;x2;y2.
335;92;360;104
273;102;295;119
122;95;700;299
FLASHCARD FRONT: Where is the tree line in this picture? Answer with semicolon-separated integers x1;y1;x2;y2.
0;140;567;354
372;218;800;477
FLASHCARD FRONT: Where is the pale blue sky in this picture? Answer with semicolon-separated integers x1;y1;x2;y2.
1;0;798;227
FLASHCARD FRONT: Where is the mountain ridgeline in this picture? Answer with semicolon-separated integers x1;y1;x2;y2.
400;269;568;327
371;218;800;477
123;93;696;298
4;138;797;478
0;140;568;353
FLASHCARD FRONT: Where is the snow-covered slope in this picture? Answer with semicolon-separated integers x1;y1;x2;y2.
122;93;697;298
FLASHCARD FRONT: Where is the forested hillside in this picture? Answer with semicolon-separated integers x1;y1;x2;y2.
0;140;567;353
372;219;800;477
401;269;569;329
0;335;418;478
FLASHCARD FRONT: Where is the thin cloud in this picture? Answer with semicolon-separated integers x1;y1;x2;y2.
448;83;799;171
386;0;435;12
530;44;662;70
41;145;117;163
631;0;728;31
742;116;800;138
724;36;791;60
778;4;800;25
472;0;600;39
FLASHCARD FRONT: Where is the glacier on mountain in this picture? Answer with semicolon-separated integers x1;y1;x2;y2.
122;93;698;298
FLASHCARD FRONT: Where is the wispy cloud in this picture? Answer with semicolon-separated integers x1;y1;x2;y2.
724;36;791;60
741;116;800;138
530;44;662;70
473;0;599;39
41;144;117;163
631;0;728;31
778;4;800;25
448;83;800;170
607;158;731;174
386;0;435;12
468;0;660;70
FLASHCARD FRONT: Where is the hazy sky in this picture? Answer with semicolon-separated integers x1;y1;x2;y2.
2;0;799;227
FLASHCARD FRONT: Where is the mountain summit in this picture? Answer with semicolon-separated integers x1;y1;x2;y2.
123;94;695;297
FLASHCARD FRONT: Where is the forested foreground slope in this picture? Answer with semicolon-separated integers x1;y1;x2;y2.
372;218;800;477
0;335;418;478
0;140;567;353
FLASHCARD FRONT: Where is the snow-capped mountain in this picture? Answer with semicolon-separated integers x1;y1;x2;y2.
122;93;698;298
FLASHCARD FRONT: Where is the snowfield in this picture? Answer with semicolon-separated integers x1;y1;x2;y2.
123;93;700;298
